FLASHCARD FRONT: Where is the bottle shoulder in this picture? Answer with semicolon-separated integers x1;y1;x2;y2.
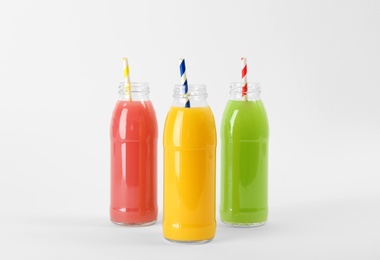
110;100;158;141
221;100;269;139
163;106;216;148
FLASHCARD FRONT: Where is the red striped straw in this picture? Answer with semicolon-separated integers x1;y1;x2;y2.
241;57;248;101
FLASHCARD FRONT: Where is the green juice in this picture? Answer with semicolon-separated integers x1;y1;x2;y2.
220;99;269;225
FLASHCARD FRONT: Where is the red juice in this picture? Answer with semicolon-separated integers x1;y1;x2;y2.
110;99;158;225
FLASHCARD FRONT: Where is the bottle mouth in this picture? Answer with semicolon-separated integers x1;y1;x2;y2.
118;82;149;95
229;82;261;101
230;82;261;95
173;84;208;98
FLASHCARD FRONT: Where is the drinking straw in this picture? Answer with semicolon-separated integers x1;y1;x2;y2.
241;57;248;101
122;57;132;101
179;58;190;108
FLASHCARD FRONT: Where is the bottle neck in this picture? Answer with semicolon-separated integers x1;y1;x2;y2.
172;84;208;107
118;82;150;101
229;82;261;101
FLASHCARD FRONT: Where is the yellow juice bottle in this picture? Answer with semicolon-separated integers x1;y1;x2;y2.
163;84;217;243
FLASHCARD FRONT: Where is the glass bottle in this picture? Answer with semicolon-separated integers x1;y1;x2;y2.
110;82;158;226
220;82;269;226
163;84;217;243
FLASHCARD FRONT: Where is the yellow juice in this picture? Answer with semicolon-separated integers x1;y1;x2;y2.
163;106;217;242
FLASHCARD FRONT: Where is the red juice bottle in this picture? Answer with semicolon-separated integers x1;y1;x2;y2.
110;82;158;226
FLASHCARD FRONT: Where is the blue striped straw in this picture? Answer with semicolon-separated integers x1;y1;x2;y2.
179;58;190;108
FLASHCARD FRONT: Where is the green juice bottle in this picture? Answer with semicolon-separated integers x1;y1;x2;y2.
220;82;269;226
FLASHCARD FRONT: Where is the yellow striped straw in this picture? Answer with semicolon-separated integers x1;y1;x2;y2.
122;57;132;101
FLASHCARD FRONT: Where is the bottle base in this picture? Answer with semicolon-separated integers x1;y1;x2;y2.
111;219;156;227
164;237;213;245
221;220;266;228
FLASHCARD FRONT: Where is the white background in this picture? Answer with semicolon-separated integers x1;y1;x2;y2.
1;0;379;259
